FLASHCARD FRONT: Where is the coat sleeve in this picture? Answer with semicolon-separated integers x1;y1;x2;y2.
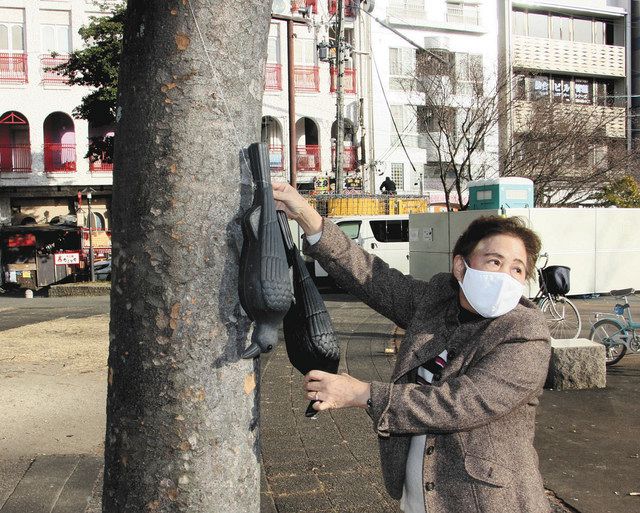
368;338;551;436
303;218;429;330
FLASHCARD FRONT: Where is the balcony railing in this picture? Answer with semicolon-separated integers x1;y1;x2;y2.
44;143;76;172
294;66;320;92
0;53;28;84
445;4;480;26
268;145;285;173
328;0;356;17
40;54;70;85
265;63;282;91
330;67;356;94
296;145;321;173
89;160;113;172
512;36;625;78
0;145;31;173
331;146;358;173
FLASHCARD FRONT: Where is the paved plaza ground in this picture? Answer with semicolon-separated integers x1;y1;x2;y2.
0;293;638;512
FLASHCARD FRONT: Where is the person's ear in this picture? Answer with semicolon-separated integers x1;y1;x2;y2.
452;255;466;282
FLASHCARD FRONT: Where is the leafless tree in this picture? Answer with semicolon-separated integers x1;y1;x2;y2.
407;50;639;208
501;96;639;206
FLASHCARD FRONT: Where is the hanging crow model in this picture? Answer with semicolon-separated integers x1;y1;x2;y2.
277;211;340;416
238;143;292;359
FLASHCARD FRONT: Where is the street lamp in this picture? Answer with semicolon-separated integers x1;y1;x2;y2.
80;187;96;282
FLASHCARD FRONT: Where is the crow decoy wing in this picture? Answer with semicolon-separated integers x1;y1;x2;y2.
238;143;292;359
278;211;340;416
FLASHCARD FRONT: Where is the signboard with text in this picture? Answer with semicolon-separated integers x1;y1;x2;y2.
54;252;80;265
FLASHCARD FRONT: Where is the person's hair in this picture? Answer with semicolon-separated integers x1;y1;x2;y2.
452;216;541;280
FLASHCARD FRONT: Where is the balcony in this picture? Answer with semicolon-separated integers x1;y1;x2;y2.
44;143;76;172
89;160;113;173
330;67;356;94
513;101;626;139
0;145;31;173
268;145;285;173
294;66;320;93
331;146;358;173
40;54;70;85
512;36;625;78
296;145;321;173
328;0;356;18
445;3;480;26
265;63;283;91
0;53;28;84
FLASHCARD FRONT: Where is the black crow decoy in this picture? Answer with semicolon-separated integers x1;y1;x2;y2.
238;144;292;359
277;211;340;416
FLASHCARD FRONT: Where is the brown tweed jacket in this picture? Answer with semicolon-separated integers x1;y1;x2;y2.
305;219;552;513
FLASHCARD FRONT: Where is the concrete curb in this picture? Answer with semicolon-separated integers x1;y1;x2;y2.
48;284;111;297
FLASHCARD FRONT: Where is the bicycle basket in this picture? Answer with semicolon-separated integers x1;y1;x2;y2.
541;265;571;295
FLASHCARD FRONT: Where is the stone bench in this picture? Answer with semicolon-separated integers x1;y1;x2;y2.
545;339;606;390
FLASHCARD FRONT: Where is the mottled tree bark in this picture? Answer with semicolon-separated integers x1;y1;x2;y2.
104;1;271;511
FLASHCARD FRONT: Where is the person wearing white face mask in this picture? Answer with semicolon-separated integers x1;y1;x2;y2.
272;182;552;513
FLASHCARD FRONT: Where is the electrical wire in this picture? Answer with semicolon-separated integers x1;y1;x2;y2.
371;51;419;176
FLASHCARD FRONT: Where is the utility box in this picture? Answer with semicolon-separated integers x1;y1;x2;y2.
468;178;534;210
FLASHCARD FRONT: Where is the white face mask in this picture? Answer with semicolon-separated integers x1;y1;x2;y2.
458;261;525;318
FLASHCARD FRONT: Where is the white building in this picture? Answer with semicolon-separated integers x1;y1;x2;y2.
264;0;371;191
0;0;117;227
368;0;501;205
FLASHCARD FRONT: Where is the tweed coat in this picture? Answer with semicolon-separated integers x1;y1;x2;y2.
304;219;552;513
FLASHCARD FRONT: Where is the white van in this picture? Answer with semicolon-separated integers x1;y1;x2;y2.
312;215;410;277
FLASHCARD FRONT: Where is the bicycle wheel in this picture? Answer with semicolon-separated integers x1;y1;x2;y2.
589;319;628;366
539;296;582;339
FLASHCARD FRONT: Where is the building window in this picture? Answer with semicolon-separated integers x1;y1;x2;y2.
267;23;280;64
513;10;614;45
390;105;420;146
417;106;436;132
455;53;483;94
389;47;416;90
390;163;404;189
550;15;571;41
388;0;424;17
531;75;549;100
513;11;527;36
574;79;592;104
528;12;549;38
40;9;71;55
551;77;570;103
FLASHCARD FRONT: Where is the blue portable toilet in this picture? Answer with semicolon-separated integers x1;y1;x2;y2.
468;177;534;210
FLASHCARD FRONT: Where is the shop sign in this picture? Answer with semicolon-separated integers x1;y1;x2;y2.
54;252;80;265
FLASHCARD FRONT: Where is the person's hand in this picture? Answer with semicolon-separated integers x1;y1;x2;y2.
272;182;323;235
303;370;371;412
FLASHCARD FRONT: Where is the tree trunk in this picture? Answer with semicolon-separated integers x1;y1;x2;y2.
104;1;271;511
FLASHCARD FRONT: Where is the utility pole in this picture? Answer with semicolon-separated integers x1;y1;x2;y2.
334;0;345;193
104;1;271;511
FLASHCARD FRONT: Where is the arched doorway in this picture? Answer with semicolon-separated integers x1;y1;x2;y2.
331;118;357;174
43;112;76;172
0;111;31;173
295;117;320;175
261;116;285;177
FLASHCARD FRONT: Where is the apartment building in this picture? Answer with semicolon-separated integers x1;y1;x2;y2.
368;0;500;203
264;0;369;190
503;0;631;186
0;0;117;227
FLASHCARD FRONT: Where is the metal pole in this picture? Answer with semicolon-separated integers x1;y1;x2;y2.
335;0;345;193
287;19;298;187
87;191;95;282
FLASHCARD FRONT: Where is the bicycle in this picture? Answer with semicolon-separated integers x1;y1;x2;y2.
532;253;582;339
589;288;640;366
